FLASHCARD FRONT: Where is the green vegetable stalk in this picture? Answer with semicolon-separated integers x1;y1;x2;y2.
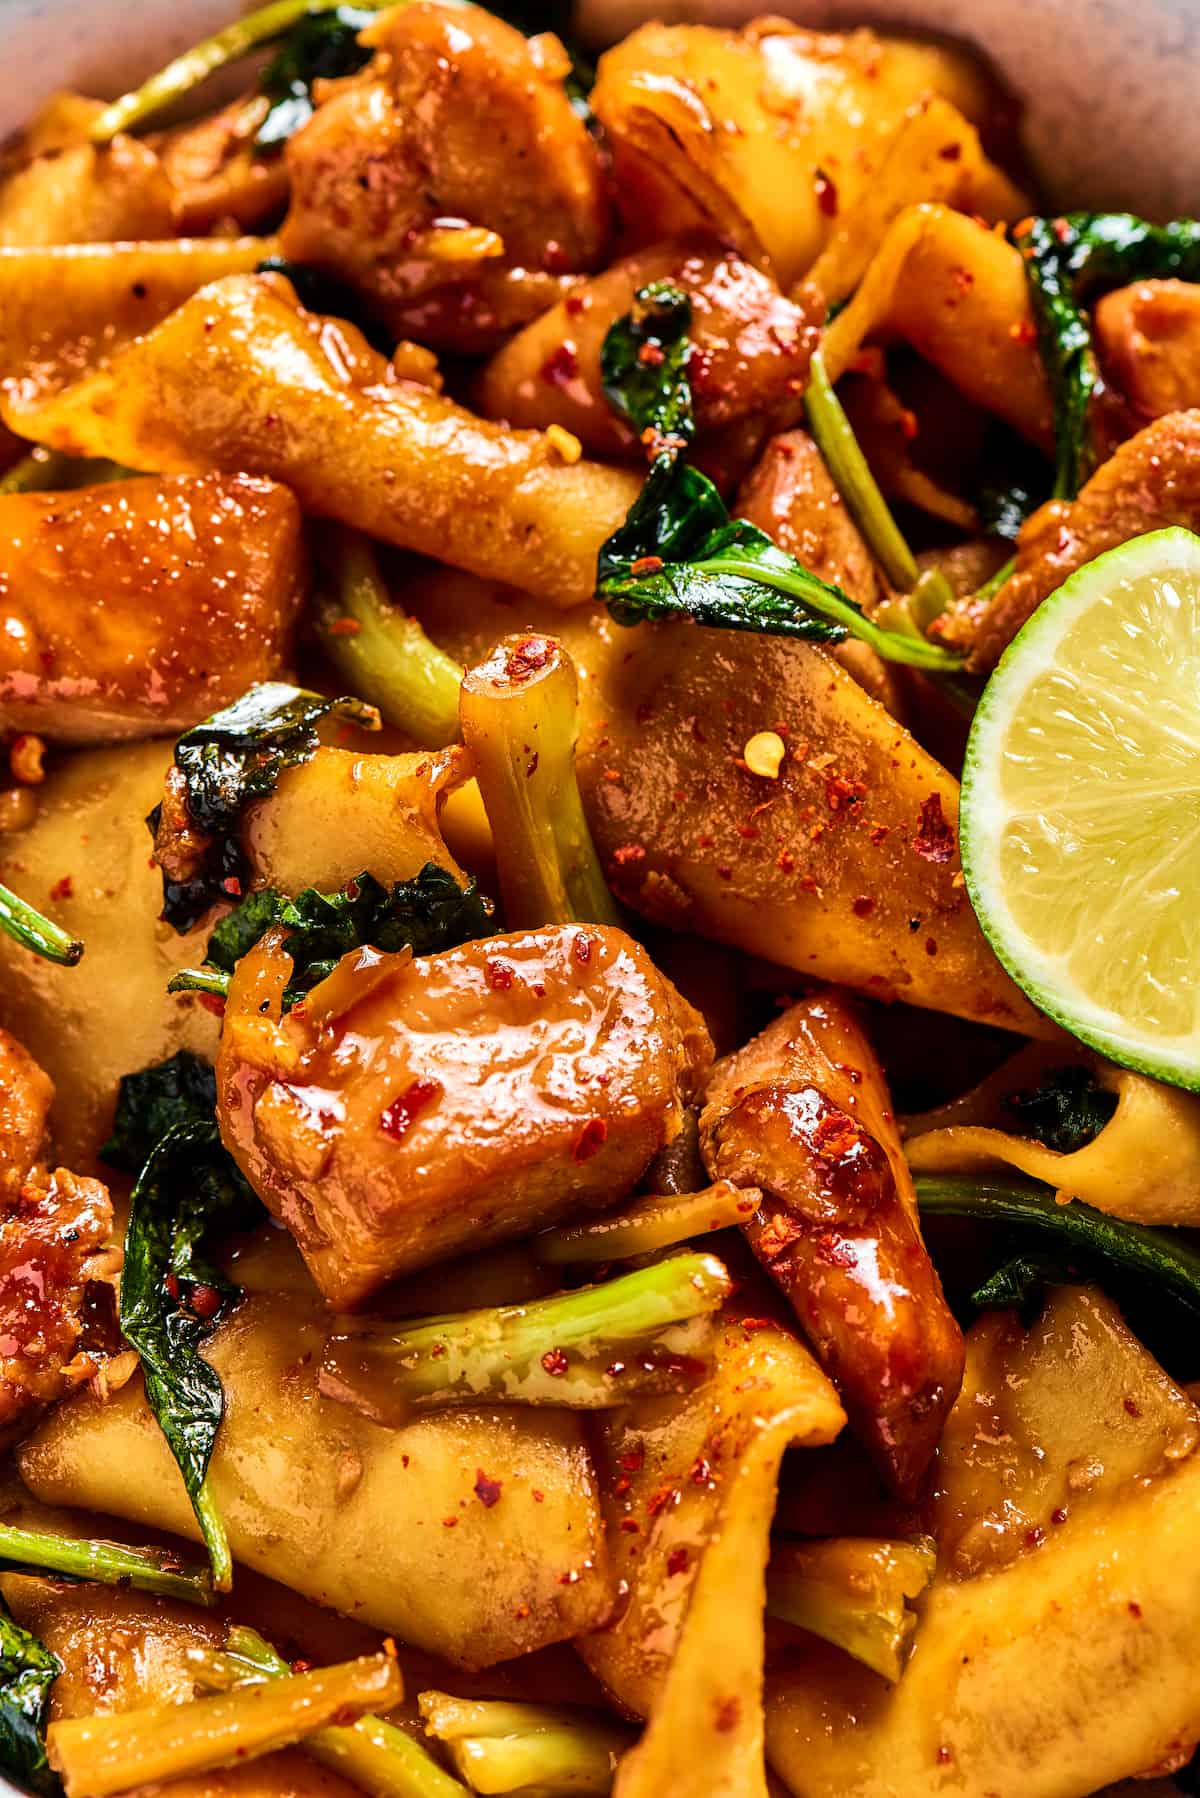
0;882;83;967
87;0;394;142
0;1527;213;1609
459;635;621;929
0;1606;61;1798
319;1253;732;1427
418;1692;632;1795
1015;212;1200;499
915;1175;1200;1318
316;529;464;748
765;1536;935;1683
103;1053;266;1592
192;1628;466;1798
47;1651;403;1798
804;351;918;593
534;1179;760;1265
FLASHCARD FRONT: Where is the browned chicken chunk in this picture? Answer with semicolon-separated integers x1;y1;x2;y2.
0;1025;114;1447
0;473;306;741
1094;280;1200;422
477;241;819;457
700;992;964;1497
968;409;1200;669
280;2;610;348
218;923;713;1307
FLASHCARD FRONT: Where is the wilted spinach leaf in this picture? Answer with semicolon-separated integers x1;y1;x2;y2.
600;280;695;456
0;1608;61;1798
1004;1064;1118;1155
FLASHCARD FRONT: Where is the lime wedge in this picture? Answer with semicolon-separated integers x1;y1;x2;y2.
961;527;1200;1091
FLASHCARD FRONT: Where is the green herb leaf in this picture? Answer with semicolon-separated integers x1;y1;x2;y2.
255;5;376;152
106;1053;265;1591
600;280;695;456
1016;212;1200;499
969;1252;1064;1312
169;864;494;1006
102;1049;219;1175
0;1607;61;1798
153;683;379;935
1003;1064;1118;1155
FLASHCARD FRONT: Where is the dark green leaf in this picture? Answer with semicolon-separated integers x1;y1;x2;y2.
970;1252;1065;1312
102;1049;217;1176
254;6;376;153
113;1057;266;1586
600;281;694;456
1003;1064;1118;1156
975;422;1054;542
0;1607;61;1798
172;863;495;1006
1015;212;1200;498
154;683;378;935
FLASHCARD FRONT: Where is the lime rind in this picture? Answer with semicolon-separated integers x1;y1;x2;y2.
961;526;1200;1092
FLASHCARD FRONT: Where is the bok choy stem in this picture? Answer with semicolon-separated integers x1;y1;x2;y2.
0;1526;213;1608
0;881;83;966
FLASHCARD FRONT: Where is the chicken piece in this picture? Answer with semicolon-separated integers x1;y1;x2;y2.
477;240;819;457
736;428;900;711
0;137;173;246
0;1022;52;1196
700;992;965;1497
0;474;306;742
405;566;1045;1034
969;409;1200;669
3;273;640;609
218;923;712;1306
1094;279;1200;421
0;1024;115;1448
591;22;1003;288
152;96;290;234
279;2;609;348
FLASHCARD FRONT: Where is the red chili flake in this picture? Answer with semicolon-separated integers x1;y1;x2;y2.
573;931;593;965
615;1476;631;1495
629;555;664;577
1010;317;1038;345
716;865;733;880
573;1118;608;1162
188;1284;222;1320
485;958;515;991
637;341;665;367
1051;1507;1068;1525
564;293;585;316
690;1456;711;1486
380;1077;442;1142
1128;1600;1143;1618
936;1746;953;1766
163;1272;180;1301
197;994;226;1017
952;267;975;292
514;1601;531;1618
852;896;875;918
912;793;955;863
557;1568;581;1585
327;617;362;637
869;822;890;845
620;1446;645;1473
541;1348;569;1377
825;772;867;813
1124;1395;1142;1417
540;342;579;387
735;823;759;840
713;1696;741;1734
814;168;838;216
777;849;796;873
1025;1526;1046;1549
49;875;73;902
666;1546;690;1576
532;1488;545;1503
290;1658;314;1675
504;636;552;682
619;1518;641;1534
612;844;645;868
938;141;963;161
474;1469;503;1508
442;1516;459;1528
646;1486;675;1518
738;1316;772;1331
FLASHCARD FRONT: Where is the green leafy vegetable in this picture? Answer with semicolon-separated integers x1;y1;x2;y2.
168;864;494;1006
969;1251;1064;1312
0;1526;213;1609
1003;1064;1118;1155
595;305;967;671
0;882;83;967
0;1606;61;1798
104;1054;264;1591
1016;212;1200;498
915;1175;1200;1320
600;280;695;456
255;5;376;152
151;683;379;934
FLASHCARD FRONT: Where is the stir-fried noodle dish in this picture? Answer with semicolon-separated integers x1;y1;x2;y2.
0;6;1199;1795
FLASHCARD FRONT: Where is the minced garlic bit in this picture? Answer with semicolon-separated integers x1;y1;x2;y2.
546;423;583;465
742;730;786;779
